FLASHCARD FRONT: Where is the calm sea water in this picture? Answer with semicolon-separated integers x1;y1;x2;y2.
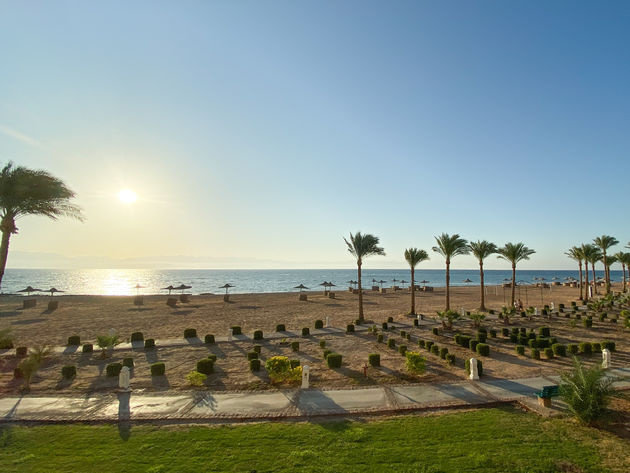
0;268;620;296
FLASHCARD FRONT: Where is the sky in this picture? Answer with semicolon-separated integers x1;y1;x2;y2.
0;1;629;270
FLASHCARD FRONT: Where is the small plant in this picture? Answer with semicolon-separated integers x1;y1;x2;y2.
435;309;460;330
583;318;593;328
187;370;206;386
405;351;426;374
230;326;242;335
531;348;540;360
538;327;550;337
314;319;324;329
489;329;497;338
130;332;144;342
368;353;380;367
61;365;76;379
579;342;592;356
346;324;355;333
469;339;479;352
591;342;601;353
439;347;449;359
560;357;614;424
468;312;486;328
387;316;394;323
97;333;121;358
552;344;567;357
398;345;407;356
377;334;384;343
253;330;263;340
275;324;286;332
477;332;487;343
204;334;215;344
432;327;439;336
290;359;300;369
417;339;425;348
67;335;80;346
382;322;388;330
387;338;396;349
151;362;165;376
326;353;342;368
544;347;554;359
184;328;197;339
515;345;525;356
82;343;93;353
0;327;14;349
400;330;406;337
430;344;439;355
301;327;310;337
291;341;300;351
567;343;579;354
106;362;123;377
476;343;490;357
144;338;155;350
250;359;261;371
425;340;434;351
122;357;134;368
322;349;332;359
445;353;455;365
601;341;616;352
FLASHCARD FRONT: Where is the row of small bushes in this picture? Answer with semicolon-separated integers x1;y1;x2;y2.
104;360;164;377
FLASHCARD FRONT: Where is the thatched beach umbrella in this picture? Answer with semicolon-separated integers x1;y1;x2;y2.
162;285;175;295
46;287;65;297
219;283;234;295
294;284;309;292
378;279;387;289
18;286;41;296
419;280;430;285
463;278;473;285
392;278;399;285
318;281;330;295
175;284;192;294
133;284;145;296
400;280;408;287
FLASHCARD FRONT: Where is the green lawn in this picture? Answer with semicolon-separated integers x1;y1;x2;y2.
1;407;627;472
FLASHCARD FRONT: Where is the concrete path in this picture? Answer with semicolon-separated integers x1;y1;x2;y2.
1;368;628;423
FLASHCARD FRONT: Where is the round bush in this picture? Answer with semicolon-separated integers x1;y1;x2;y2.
387;316;394;323
275;324;286;332
346;324;355;333
476;343;490;357
130;332;144;342
417;339;425;348
430;344;439;355
489;329;497;338
197;358;214;374
61;365;76;379
291;341;299;352
247;351;258;361
151;362;165;376
552;344;567;357
144;338;155;349
253;330;263;340
204;334;215;344
543;347;554;359
207;354;217;363
82;343;93;353
382;322;388;330
106;362;122;377
398;345;407;356
122;357;134;368
377;334;384;343
579;342;592;355
439;347;449;359
314;319;324;329
301;327;310;337
469;339;479;351
368;353;380;367
515;345;525;356
567;343;579;354
230;326;242;335
67;335;80;346
326;353;342;368
445;353;455;365
250;359;261;371
184;328;197;339
387;338;396;349
531;348;540;360
425;341;434;351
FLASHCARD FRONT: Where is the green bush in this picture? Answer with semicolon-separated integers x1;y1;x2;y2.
405;351;426;374
196;358;214;374
106;362;122;377
477;332;487;343
275;324;286;332
445;353;455;365
326;353;342;368
382;322;388;330
430;344;439;355
432;327;439;336
204;334;215;344
465;358;483;376
322;349;332;359
413;319;419;326
247;351;258;361
601;341;616;352
515;345;525;356
398;345;407;356
291;341;299;352
560;358;614;424
184;328;197;338
544;347;554;359
489;329;497;338
387;338;396;349
536;337;550;349
387;316;394;323
552;344;567;357
579;342;592;356
531;348;540;360
301;327;310;337
476;343;490;357
207;354;217;363
377;334;384;343
538;327;550;337
567;344;579;355
528;339;537;349
454;334;462;345
459;335;472;347
368;353;380;367
417;339;425;348
250;359;261;371
122;357;134;368
187;371;206;386
583;318;593;328
67;335;80;346
355;319;362;325
346;324;355;333
439;347;449;359
591;342;601;353
265;356;301;383
253;345;262;354
61;365;76;379
82;343;93;353
151;362;165;376
400;330;406;337
469;339;479;351
16;346;27;357
425;340;434;351
314;319;323;329
231;326;242;335
130;332;144;342
144;338;155;349
501;328;509;337
253;330;263;340
290;359;300;369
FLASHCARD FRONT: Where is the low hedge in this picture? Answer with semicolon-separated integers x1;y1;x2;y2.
247;351;258;361
106;362;122;377
122;357;134;368
151;362;165;376
250;359;261;371
368;353;380;367
204;334;215;344
579;342;592;355
552;344;567;357
476;343;490;357
601;340;616;351
567;343;579;354
591;342;601;353
346;324;355;333
67;335;80;346
275;324;286;332
130;332;144;342
326;353;342;368
387;338;396;349
445;353;455;365
382;322;388;330
583;318;593;328
291;341;300;352
231;326;242;335
469;339;479;352
82;343;93;353
430;344;439;355
418;339;425;348
515;345;525;356
531;348;540;360
184;328;197;339
61;365;76;379
377;334;384;343
253;330;263;340
314;319;324;329
477;332;487;343
543;347;554;359
489;329;497;338
197;358;214;374
301;327;310;337
425;340;434;351
144;339;156;349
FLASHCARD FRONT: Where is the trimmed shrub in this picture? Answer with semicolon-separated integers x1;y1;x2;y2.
489;329;497;338
106;362;122;377
552;344;567;357
430;344;439;355
387;338;396;349
601;341;616;352
405;351;426;374
518;335;529;346
477;332;487;343
61;365;76;379
469;339;479;352
265;356;301;383
413;318;419;327
230;326;242;335
425;340;434;351
207;354;217;363
439;347;449;359
405;333;411;340
187;371;206;386
520;327;527;335
417;339;425;348
82;343;93;353
590;342;601;353
290;359;300;369
400;330;406;337
536;337;550;349
531;348;540;360
204;334;215;344
253;330;263;340
377;334;384;343
249;359;261;371
454;334;462;345
387;316;394;323
511;327;519;336
476;343;490;357
445;353;456;365
16;346;27;357
314;319;323;329
250;345;261;354
184;328;197;339
538;327;550;337
322;349;332;359
144;338;155;350
368;353;380;367
355;319;362;325
301;327;310;337
326;353;342;368
122;357;134;368
465;358;483;377
151;362;165;376
459;335;472;347
398;345;407;356
247;351;258;361
346;324;355;333
567;344;579;355
510;334;518;343
502;328;509;337
528;339;537;349
544;347;554;359
275;324;286;332
432;327;439;336
291;341;300;352
130;332;144;342
583;318;593;328
516;345;525;356
382;322;388;330
549;336;558;345
579;342;592;356
67;335;80;346
489;309;495;315
197;358;214;374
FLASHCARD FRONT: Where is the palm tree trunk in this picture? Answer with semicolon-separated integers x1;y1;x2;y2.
510;264;516;307
445;259;450;310
0;229;12;292
410;267;415;315
592;263;597;295
578;261;583;300
584;261;590;302
479;261;486;311
623;263;627;292
357;262;363;321
603;254;610;294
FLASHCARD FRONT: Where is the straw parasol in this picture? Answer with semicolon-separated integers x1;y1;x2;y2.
174;284;192;294
133;284;145;296
400;280;408;287
219;283;234;295
318;281;330;294
18;286;41;296
46;287;65;297
294;284;309;292
463;278;473;284
378;280;387;289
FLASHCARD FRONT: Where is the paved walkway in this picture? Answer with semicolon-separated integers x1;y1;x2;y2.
2;368;628;423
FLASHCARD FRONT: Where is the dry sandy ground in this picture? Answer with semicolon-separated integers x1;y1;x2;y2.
0;284;628;395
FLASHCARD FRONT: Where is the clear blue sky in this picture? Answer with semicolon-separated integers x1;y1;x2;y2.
0;1;628;269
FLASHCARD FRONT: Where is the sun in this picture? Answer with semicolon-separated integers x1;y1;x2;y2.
118;189;137;204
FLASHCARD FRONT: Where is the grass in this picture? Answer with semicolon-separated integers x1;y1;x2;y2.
1;407;628;472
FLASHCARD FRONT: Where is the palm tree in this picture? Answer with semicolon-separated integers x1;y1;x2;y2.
583;244;602;297
468;240;497;311
565;246;585;300
593;235;618;294
404;248;429;315
432;233;469;310
497;242;535;307
0;163;83;290
616;252;630;292
344;232;385;321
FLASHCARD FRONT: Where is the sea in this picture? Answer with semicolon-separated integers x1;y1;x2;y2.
0;268;621;296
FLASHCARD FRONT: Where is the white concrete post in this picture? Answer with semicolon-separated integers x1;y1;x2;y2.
119;366;130;390
550;302;555;311
325;316;330;328
469;358;479;381
227;328;233;341
602;348;611;369
461;307;465;317
301;365;310;388
535;307;539;316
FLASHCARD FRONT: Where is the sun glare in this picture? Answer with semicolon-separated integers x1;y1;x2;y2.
118;189;138;204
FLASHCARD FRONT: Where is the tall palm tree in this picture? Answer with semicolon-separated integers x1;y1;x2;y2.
432;233;469;310
0;163;83;290
616;252;630;292
344;232;385;321
468;240;497;311
605;254;618;290
404;248;429;315
593;235;618;294
583;244;602;297
565;246;585;300
497;242;535;307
